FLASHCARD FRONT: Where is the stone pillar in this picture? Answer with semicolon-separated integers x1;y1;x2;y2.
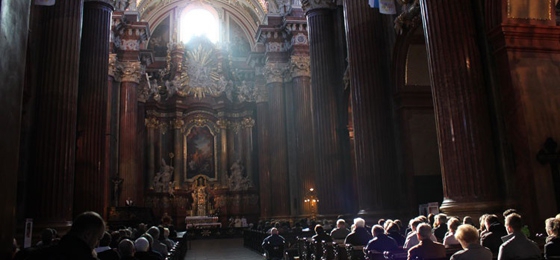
117;61;143;206
242;117;255;181
172;118;184;187
254;72;272;218
263;61;291;217
107;53;120;206
145;116;158;189
303;0;347;215
419;0;502;215
75;0;114;216
27;0;84;226
217;119;229;187
343;0;399;215
288;55;316;216
1;1;31;257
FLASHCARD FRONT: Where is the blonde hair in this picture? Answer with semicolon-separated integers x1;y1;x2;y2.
455;224;479;244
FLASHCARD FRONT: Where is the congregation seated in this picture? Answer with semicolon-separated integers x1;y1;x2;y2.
449;224;492;260
312;224;333;243
118;239;138;260
545;217;560;259
404;218;437;249
498;213;541;260
135;237;160;260
407;223;446;260
480;214;507;257
95;231;120;260
146;226;168;258
346;218;373;246
331;219;351;241
365;225;398;253
262;227;286;260
140;234;164;260
432;214;448;243
385;221;405;247
442;218;460;247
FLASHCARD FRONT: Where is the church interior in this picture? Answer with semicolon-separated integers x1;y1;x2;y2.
2;0;560;258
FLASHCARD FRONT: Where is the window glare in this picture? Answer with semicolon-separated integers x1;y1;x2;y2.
180;9;219;43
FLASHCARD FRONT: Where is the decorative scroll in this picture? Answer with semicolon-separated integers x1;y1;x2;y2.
263;62;288;84
290;55;310;79
301;0;335;13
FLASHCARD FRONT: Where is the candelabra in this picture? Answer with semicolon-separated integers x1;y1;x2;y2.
304;188;318;220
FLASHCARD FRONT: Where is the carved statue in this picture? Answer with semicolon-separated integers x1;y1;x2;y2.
112;177;123;206
154;158;174;192
228;160;253;191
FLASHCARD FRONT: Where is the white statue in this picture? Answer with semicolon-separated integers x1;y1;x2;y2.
154;158;174;192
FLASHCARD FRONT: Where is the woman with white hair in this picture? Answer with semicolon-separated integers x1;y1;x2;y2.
344;218;373;246
450;224;492;260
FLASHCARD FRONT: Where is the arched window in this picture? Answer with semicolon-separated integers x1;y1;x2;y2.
180;6;219;44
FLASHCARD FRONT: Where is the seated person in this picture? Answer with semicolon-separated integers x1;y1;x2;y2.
450;224;492;260
404;217;437;249
118;239;137;260
497;213;541;260
433;213;448;242
480;214;507;256
385;221;405;247
262;227;285;259
365;225;398;253
407;223;446;260
443;217;461;247
345;218;373;246
545;217;560;259
312;224;333;243
331;219;351;241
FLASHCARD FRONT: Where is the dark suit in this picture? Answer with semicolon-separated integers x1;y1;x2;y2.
545;236;560;259
366;234;398;253
345;227;373;246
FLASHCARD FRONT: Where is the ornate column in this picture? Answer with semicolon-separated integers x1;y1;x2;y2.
117;60;143;206
145;116;159;189
302;0;347;215
263;60;290;217
27;0;84;227
241;117;255;181
171;117;184;187
251;52;272;218
419;0;502;216
343;0;399;216
288;55;317;216
75;0;114;217
217;119;229;187
107;53;121;206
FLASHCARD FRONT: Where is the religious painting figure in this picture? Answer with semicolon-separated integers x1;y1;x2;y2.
186;126;215;180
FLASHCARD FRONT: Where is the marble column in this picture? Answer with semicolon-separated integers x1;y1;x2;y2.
217;119;229;187
145;116;158;189
255;78;272;218
303;0;347;215
117;61;143;206
288;55;316;215
263;62;291;217
242;117;255;181
27;0;84;226
107;54;120;207
75;0;114;217
419;0;502;215
172;118;184;187
343;0;399;215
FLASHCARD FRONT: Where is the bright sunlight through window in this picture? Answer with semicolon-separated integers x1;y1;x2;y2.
180;8;219;44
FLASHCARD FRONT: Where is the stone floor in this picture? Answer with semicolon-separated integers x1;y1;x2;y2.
184;238;264;260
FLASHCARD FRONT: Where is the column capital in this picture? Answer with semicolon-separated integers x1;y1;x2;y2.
145;117;159;129
171;119;185;129
241;117;255;129
118;61;143;83
108;53;119;80
289;55;310;79
216;119;228;129
302;0;335;13
263;62;288;84
84;0;115;9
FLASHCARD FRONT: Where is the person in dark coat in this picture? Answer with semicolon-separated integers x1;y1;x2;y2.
118;239;139;260
386;221;406;247
96;232;120;260
262;228;285;259
480;214;507;256
366;225;398;253
312;225;333;243
545;217;560;259
26;211;106;260
345;218;373;246
433;213;448;242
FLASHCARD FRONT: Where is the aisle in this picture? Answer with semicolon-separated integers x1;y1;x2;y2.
184;238;264;260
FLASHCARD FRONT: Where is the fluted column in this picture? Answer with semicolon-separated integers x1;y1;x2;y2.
75;0;114;217
242;117;255;181
27;0;84;226
118;61;143;206
303;0;347;215
343;0;399;215
263;62;291;217
419;0;502;215
172;118;184;187
217;119;229;187
145;116;158;189
255;74;272;218
288;55;317;215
